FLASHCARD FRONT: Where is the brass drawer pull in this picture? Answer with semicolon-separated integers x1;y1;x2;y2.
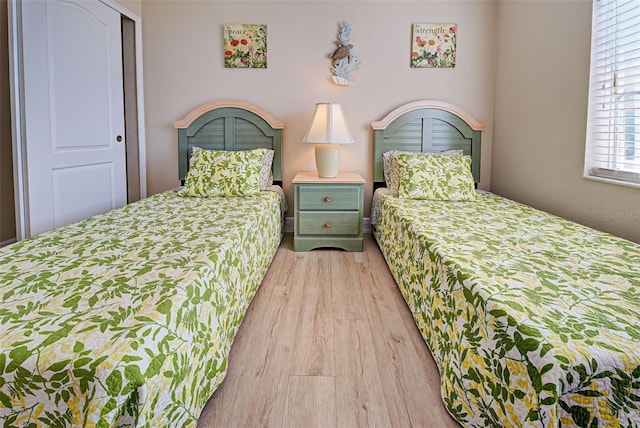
325;222;332;228
325;196;332;202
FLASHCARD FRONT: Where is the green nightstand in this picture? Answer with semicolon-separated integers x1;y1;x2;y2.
293;171;365;252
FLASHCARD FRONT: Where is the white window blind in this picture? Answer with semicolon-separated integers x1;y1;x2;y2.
585;0;640;185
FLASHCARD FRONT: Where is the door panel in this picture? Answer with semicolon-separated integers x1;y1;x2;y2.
21;0;126;237
52;162;115;228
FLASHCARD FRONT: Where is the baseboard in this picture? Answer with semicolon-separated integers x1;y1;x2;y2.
285;217;371;234
363;217;371;233
0;237;17;248
285;217;294;233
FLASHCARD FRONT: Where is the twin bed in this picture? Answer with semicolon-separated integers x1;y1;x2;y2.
371;101;640;427
2;99;638;427
0;101;286;426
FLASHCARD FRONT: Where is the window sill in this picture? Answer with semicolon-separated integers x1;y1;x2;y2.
583;174;640;189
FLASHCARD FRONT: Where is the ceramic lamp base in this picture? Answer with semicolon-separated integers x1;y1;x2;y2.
315;144;340;178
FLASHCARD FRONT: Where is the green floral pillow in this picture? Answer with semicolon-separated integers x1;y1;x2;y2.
383;149;463;195
182;148;264;197
191;147;274;190
396;154;477;201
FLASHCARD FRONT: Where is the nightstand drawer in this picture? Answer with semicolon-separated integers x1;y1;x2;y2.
297;186;360;211
298;211;360;235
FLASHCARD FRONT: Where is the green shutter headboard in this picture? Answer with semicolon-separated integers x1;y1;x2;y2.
371;100;485;185
174;100;285;182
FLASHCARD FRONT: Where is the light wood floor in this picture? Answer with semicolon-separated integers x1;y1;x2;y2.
197;233;460;428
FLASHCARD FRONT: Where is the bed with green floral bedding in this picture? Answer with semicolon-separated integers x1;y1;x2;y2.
0;100;287;427
0;188;284;427
371;100;640;427
374;190;640;427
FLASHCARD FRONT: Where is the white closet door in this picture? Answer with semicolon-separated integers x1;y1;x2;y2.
19;0;127;237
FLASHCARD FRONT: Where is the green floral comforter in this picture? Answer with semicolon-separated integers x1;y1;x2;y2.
375;191;640;427
0;189;283;427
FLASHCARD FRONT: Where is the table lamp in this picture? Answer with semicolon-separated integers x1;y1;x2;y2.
303;103;354;178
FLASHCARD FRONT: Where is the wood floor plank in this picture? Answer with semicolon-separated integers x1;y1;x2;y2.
243;243;309;427
282;375;336;428
291;250;335;376
198;234;460;427
356;237;415;427
198;283;287;427
331;251;368;320
358;235;460;428
334;318;392;427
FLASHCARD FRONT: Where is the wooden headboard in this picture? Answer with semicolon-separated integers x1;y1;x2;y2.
173;100;285;183
372;100;486;185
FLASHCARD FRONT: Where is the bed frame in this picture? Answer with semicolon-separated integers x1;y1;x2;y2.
372;100;486;185
173;100;285;183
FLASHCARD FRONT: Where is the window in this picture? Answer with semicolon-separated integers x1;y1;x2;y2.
585;0;640;186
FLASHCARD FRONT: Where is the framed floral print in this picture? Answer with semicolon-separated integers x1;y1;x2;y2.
411;23;457;68
224;24;267;68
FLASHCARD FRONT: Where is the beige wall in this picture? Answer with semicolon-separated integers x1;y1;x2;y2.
5;0;635;243
115;0;141;17
492;0;640;243
140;0;497;216
0;0;16;244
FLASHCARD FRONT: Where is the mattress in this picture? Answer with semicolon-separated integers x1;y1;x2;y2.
374;190;640;427
0;188;284;427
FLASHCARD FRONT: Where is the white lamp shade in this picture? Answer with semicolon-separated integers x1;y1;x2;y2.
303;103;355;145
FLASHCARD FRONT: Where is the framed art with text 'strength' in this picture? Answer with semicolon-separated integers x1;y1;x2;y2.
411;23;457;68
